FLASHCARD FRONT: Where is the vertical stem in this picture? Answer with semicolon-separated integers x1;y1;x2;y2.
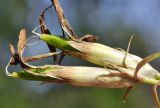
152;85;160;108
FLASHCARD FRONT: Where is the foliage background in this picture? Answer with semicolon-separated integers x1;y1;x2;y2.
1;0;160;108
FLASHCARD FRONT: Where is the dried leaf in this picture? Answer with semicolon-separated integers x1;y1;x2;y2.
9;44;19;65
17;29;27;55
80;34;99;42
39;14;51;34
9;43;16;57
134;52;160;78
51;0;77;40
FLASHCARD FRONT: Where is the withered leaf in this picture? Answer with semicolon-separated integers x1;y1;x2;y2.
9;43;19;65
80;34;99;42
17;29;27;55
51;0;77;40
39;14;51;34
9;43;16;57
134;52;160;78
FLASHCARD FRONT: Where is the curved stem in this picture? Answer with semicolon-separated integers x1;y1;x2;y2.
152;84;160;108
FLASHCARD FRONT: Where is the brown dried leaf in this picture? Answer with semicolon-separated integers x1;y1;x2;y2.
9;43;19;65
134;52;160;78
39;14;51;34
39;4;53;34
17;29;27;55
51;0;77;40
9;43;16;57
80;34;99;42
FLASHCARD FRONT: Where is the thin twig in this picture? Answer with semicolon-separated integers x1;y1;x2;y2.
10;52;62;65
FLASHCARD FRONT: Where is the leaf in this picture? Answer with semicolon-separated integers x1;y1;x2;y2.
134;52;160;78
9;43;16;57
9;44;19;65
51;0;77;40
79;34;99;42
17;29;27;55
39;14;52;35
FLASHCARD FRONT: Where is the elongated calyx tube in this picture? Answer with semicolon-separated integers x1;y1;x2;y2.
40;34;160;80
8;64;160;87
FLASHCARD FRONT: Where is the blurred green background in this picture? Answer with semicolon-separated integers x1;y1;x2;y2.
0;0;160;108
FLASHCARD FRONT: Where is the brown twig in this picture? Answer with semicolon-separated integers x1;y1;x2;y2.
10;52;61;65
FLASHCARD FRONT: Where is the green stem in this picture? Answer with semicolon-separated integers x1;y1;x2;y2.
139;77;159;85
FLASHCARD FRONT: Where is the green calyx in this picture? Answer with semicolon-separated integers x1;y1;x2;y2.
29;66;61;73
40;34;78;52
10;71;56;81
9;65;63;81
